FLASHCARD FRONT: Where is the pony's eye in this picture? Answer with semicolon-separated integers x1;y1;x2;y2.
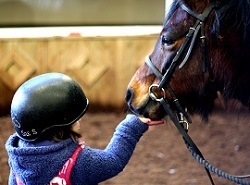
161;35;176;46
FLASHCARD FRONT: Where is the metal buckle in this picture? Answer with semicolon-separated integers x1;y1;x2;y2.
148;84;166;102
178;112;189;132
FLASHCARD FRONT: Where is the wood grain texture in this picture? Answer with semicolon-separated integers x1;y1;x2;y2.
0;35;157;115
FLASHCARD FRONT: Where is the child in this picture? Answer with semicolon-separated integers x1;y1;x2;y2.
5;72;164;185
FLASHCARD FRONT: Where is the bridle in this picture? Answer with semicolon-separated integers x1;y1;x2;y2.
145;1;250;185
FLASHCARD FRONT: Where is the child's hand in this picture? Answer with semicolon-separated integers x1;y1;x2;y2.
139;117;164;126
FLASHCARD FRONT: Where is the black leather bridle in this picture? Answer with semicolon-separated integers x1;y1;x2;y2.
146;1;250;185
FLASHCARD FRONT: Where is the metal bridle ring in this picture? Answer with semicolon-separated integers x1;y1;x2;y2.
148;84;166;102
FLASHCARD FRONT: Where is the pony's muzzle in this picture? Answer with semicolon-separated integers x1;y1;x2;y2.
125;88;142;115
125;88;134;105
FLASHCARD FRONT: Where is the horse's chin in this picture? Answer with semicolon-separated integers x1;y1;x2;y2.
143;109;166;121
128;100;166;120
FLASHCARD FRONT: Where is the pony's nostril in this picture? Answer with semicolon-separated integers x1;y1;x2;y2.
125;88;134;103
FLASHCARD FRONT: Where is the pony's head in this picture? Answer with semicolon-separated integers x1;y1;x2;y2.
126;0;250;121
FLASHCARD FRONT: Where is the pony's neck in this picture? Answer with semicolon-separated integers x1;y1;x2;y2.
213;0;250;109
218;49;250;109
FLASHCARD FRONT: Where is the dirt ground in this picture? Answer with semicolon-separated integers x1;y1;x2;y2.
0;108;250;185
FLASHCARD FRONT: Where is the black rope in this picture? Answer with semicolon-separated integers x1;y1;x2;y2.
159;97;250;185
160;99;215;185
183;138;250;185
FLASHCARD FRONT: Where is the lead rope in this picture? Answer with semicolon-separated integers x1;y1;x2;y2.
184;140;250;185
158;97;250;185
158;98;216;185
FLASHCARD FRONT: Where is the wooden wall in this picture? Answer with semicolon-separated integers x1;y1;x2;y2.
0;34;158;115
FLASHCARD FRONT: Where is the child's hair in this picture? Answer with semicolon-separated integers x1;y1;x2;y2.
35;125;82;142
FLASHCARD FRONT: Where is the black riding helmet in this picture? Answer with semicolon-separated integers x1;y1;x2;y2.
11;72;89;141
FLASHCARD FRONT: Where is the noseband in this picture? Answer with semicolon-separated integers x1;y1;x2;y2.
146;1;250;185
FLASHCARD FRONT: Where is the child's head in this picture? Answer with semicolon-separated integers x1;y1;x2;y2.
10;72;89;142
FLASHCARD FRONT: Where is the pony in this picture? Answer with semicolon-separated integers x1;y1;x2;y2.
125;0;250;121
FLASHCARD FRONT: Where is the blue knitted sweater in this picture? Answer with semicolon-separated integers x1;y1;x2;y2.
5;114;148;185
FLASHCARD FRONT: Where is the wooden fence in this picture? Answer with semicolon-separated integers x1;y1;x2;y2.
0;29;159;115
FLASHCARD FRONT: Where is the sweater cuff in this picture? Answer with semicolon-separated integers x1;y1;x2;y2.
122;114;149;134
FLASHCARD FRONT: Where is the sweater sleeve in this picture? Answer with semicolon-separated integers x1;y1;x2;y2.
72;114;148;185
8;167;17;185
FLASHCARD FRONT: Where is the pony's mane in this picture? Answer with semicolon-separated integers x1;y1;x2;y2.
214;0;250;44
165;0;250;45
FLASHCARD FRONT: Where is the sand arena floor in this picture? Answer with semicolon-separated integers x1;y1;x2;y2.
0;110;249;185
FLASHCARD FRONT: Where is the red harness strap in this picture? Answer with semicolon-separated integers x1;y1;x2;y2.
49;142;85;185
14;142;85;185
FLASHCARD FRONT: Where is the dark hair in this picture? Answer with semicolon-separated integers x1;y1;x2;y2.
35;125;82;142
